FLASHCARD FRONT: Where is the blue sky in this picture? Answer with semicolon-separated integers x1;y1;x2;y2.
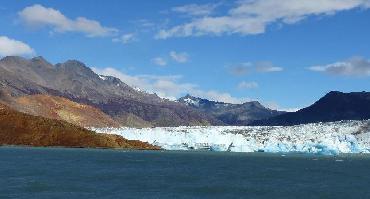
1;0;370;111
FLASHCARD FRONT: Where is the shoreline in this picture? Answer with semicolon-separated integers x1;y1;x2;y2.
0;143;162;151
3;145;370;157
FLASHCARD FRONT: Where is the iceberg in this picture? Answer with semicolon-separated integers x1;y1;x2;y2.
93;120;370;155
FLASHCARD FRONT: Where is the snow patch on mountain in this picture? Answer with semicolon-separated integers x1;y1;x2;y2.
98;75;107;81
93;120;370;155
182;97;200;107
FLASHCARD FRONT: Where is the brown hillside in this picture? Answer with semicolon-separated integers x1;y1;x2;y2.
9;94;120;128
0;103;159;150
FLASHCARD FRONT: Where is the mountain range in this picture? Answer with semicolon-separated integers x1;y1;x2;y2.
1;56;369;128
0;56;220;127
178;94;284;125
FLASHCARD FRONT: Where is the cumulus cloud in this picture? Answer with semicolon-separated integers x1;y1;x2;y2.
308;57;370;77
237;81;258;89
229;61;283;76
112;33;137;44
156;0;370;39
18;4;117;37
171;3;219;16
92;67;248;103
169;51;189;63
152;57;167;66
0;36;35;57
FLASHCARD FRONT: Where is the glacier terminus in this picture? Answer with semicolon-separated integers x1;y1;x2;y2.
94;120;370;155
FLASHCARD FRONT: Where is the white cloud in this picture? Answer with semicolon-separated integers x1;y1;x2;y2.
156;0;370;39
308;56;370;77
112;33;137;44
229;61;283;76
237;81;258;89
18;4;117;37
169;51;189;63
92;67;248;103
152;57;167;66
255;61;283;72
0;36;35;57
171;3;219;16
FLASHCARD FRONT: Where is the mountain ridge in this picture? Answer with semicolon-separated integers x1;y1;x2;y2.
0;56;221;127
178;94;285;125
252;91;370;126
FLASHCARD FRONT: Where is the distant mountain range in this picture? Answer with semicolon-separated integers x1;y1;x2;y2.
178;94;285;125
252;91;370;126
1;56;369;128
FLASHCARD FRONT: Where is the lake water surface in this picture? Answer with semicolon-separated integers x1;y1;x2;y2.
1;147;370;199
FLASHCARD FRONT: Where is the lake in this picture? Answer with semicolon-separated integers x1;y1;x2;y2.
1;147;370;199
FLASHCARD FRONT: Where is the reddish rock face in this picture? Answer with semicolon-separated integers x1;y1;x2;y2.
0;103;160;150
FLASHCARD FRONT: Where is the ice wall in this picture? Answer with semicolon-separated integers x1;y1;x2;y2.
93;120;370;155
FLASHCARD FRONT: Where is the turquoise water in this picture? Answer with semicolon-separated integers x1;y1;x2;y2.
1;147;370;198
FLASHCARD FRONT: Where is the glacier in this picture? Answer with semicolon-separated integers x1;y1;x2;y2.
93;120;370;155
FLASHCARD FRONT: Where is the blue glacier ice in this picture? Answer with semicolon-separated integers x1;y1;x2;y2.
93;120;370;155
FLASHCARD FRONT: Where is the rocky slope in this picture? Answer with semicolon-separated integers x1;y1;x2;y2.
1;94;120;128
253;91;370;126
0;103;158;149
178;94;284;125
0;56;220;127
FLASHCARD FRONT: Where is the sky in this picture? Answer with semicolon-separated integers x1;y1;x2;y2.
1;0;370;111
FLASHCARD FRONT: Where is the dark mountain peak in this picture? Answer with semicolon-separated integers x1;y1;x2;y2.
56;59;97;78
0;56;29;65
61;60;87;68
178;95;203;106
30;56;54;69
327;90;343;95
253;91;370;126
323;91;344;98
31;56;47;62
243;101;269;110
243;100;262;106
183;94;193;99
315;91;370;106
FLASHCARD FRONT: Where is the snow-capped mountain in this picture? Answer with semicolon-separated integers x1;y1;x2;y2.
94;120;370;155
178;94;284;125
